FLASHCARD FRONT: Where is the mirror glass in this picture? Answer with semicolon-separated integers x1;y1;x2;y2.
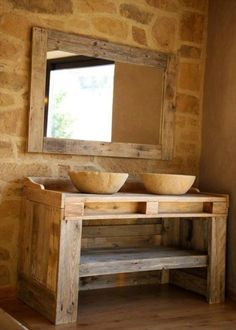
45;50;164;145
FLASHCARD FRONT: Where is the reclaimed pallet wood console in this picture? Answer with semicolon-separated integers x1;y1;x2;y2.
18;177;228;325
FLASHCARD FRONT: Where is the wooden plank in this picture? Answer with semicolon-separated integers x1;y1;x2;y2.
18;199;34;276
80;271;162;291
80;247;207;277
55;219;82;324
47;29;168;69
79;212;224;220
204;202;228;214
43;138;162;160
170;269;207;296
82;224;162;238
161;55;178;160
162;218;180;247
64;192;228;203
24;188;63;208
207;216;227;303
82;235;162;249
28;27;48;152
64;202;84;218
17;274;56;323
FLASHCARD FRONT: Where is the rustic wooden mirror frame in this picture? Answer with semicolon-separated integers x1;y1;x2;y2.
28;27;177;160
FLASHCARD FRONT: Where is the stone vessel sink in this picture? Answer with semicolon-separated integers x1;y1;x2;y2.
68;171;129;194
140;173;196;195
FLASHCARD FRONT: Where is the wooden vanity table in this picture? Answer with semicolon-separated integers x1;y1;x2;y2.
18;177;228;325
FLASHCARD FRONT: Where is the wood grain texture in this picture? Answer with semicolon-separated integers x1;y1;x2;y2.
80;247;208;277
55;219;82;324
5;285;236;330
28;27;176;160
28;27;47;152
207;216;227;303
43;138;162;159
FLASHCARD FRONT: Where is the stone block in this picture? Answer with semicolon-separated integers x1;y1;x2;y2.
0;72;27;92
0;39;20;60
0;92;15;107
132;26;147;45
92;17;129;40
152;16;177;51
0;140;14;159
146;0;179;12
180;12;205;43
120;3;153;24
0;14;30;41
8;0;73;15
177;93;200;115
178;63;201;91
0;110;18;135
77;0;117;14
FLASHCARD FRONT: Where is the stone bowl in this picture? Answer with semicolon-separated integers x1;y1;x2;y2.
140;173;196;195
68;171;129;194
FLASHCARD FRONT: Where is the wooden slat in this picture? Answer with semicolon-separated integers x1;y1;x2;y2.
80;271;162;291
82;224;162;238
82;235;162;249
47;29;168;69
18;199;34;276
43;138;162;159
24;188;63;208
28;27;47;152
55;219;82;324
80;247;207;277
64;192;228;203
78;212;225;220
161;55;178;160
207;216;227;303
17;274;56;323
170;269;207;296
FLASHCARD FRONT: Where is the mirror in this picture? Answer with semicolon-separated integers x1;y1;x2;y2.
28;27;177;159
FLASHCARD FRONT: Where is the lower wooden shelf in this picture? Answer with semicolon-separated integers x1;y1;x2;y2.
80;247;208;277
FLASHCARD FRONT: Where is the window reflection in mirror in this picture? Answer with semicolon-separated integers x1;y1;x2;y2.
45;51;163;146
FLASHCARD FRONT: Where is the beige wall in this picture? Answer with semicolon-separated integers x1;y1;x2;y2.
112;62;162;145
200;0;236;293
0;0;208;290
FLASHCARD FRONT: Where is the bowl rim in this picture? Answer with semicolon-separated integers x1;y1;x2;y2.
140;172;196;179
68;170;129;176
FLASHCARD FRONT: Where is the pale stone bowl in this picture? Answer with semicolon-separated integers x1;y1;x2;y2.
140;173;196;195
68;171;129;194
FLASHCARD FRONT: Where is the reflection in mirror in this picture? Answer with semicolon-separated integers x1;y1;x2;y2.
45;51;163;145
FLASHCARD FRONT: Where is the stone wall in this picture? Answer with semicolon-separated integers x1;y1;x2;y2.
0;0;208;290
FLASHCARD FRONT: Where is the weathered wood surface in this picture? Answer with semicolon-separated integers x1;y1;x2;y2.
18;177;229;325
80;247;208;277
47;29;168;68
55;219;82;324
207;216;227;303
19;201;61;291
18;274;56;323
28;27;47;153
28;27;176;160
43;138;162;160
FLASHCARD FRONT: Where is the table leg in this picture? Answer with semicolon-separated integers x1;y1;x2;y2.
55;219;82;324
207;216;227;303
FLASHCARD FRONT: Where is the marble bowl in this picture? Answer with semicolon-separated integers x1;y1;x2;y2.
68;171;129;194
140;173;196;195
